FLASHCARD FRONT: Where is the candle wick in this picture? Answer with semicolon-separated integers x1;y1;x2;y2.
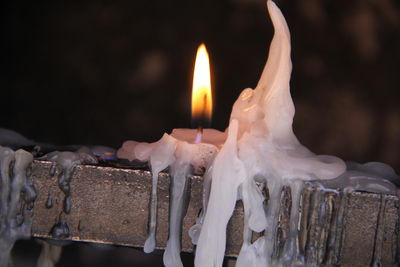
194;126;203;144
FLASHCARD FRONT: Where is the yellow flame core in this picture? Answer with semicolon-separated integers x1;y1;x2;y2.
192;43;212;123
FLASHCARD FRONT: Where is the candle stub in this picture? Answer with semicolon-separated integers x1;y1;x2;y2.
117;128;225;267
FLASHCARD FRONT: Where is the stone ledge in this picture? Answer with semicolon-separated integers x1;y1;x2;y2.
29;160;400;267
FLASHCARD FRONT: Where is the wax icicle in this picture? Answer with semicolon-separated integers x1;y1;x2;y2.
235;178;268;267
188;166;212;245
144;134;177;253
280;180;304;266
163;143;192;267
43;152;97;216
143;171;161;253
261;177;283;267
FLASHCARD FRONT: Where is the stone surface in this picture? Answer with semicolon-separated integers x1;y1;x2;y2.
29;160;400;266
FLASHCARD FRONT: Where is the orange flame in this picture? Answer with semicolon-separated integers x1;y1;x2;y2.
192;43;212;124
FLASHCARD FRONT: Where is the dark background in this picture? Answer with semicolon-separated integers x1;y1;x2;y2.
1;0;399;266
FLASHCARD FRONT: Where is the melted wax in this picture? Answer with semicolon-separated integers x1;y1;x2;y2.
118;1;399;266
38;151;97;267
118;129;225;267
194;2;345;266
194;1;398;267
44;151;96;215
0;147;35;267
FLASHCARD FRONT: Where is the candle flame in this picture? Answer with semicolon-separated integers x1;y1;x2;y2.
192;43;213;126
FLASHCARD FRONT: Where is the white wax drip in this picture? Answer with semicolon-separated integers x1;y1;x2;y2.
163;145;192;267
195;119;246;267
318;161;399;195
144;134;177;253
188;166;212;245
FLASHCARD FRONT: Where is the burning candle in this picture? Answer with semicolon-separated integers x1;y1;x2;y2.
117;42;225;267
